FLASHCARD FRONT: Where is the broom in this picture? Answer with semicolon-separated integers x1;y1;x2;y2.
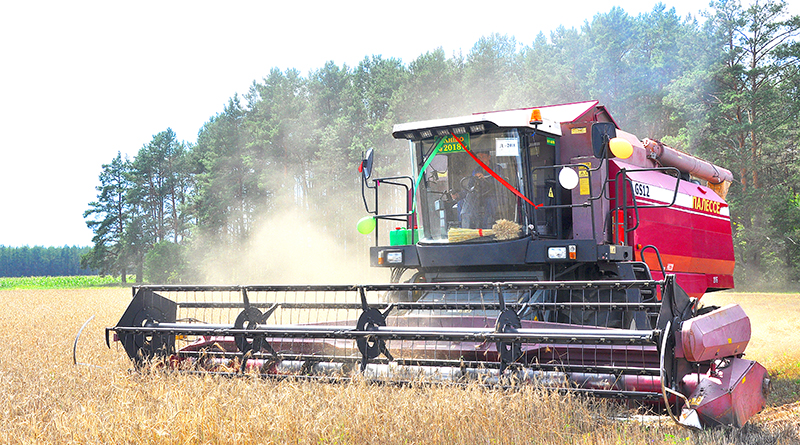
447;219;521;242
447;227;494;242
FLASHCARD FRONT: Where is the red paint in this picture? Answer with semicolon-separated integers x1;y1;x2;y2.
681;304;751;363
682;358;768;428
609;161;735;298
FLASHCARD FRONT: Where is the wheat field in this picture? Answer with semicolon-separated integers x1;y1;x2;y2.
0;288;798;444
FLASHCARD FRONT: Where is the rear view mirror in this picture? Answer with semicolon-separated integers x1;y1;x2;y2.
361;148;374;179
591;123;617;159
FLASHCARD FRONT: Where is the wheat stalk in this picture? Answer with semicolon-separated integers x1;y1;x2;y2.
492;219;522;240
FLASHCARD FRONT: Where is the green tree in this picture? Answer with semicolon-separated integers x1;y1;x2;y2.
628;5;699;137
351;55;409;168
463;33;517;112
691;0;800;286
0;245;94;277
193;95;267;244
245;68;312;209
307;62;366;249
83;152;133;281
353;56;409;125
144;240;188;284
129;128;192;242
511;28;587;108
392;48;464;122
120;129;192;282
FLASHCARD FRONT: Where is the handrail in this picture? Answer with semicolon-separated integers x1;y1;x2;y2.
362;174;414;246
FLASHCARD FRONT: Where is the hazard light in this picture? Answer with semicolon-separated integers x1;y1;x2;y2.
530;109;543;125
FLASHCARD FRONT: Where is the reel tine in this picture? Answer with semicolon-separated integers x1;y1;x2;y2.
241;287;250;309
358;286;369;312
262;302;279;323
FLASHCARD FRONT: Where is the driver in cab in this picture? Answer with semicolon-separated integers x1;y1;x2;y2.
460;151;497;229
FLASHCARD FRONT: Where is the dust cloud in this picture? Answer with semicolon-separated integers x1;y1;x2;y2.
196;208;389;285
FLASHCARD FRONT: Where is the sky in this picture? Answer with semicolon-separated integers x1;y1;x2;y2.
1;0;796;247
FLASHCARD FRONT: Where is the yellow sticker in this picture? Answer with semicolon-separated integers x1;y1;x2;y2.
579;177;590;195
571;127;587;134
688;396;704;406
728;338;732;344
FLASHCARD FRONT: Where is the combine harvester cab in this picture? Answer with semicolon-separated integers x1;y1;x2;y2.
108;101;768;429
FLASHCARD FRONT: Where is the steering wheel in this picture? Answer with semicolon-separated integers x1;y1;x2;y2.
460;175;490;196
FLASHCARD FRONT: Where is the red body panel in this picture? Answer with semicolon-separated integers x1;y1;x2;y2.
609;161;735;299
681;359;769;428
680;304;751;363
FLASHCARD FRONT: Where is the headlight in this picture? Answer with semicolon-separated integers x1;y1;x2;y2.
548;247;567;260
386;251;403;264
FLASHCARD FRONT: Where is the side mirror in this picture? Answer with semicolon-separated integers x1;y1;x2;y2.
591;123;617;159
361;148;374;179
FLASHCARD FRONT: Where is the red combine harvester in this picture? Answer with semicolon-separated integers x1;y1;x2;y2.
107;101;768;428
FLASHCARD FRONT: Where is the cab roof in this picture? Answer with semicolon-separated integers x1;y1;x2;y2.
391;100;617;141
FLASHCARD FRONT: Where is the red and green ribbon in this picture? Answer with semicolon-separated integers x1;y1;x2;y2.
450;131;542;209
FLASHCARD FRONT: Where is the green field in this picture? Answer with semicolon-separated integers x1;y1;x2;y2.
0;275;129;289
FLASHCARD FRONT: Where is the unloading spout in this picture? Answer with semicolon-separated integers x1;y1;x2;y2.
642;138;733;184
